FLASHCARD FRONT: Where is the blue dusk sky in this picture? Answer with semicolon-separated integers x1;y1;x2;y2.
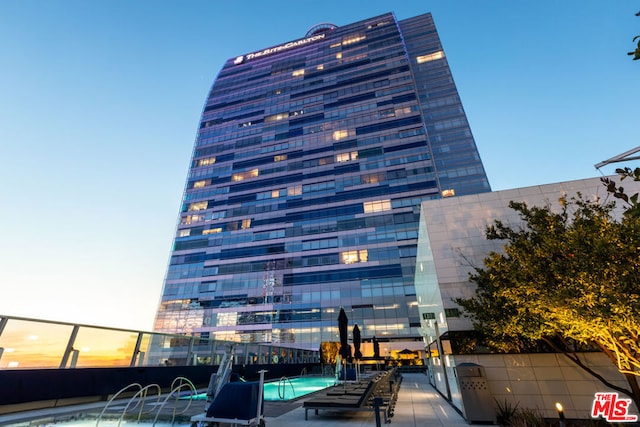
0;1;638;331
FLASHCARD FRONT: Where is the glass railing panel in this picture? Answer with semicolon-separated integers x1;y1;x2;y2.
0;318;74;369
71;326;139;367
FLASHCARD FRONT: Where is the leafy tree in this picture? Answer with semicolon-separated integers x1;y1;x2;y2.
455;195;640;408
602;167;640;217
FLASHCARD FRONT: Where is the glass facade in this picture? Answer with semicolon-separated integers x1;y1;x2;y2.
154;12;490;350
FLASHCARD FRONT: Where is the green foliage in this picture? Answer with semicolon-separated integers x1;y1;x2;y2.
495;399;519;426
456;195;640;403
629;35;640;60
601;167;640;218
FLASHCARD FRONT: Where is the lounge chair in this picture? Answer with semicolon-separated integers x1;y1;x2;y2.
191;380;264;427
303;379;391;424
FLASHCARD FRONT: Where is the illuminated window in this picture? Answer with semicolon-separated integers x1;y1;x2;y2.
342;35;366;45
362;172;384;184
317;64;324;70
274;155;287;162
330;42;342;48
332;130;349;141
336;151;358;163
363;199;391;213
241;218;251;229
417;51;445;64
441;189;455;197
197;156;216;167
187;201;208;212
265;113;289;123
232;169;259;181
292;69;305;77
193;180;206;188
288;185;302;196
203;228;222;235
336;52;342;59
341;250;368;264
179;229;191;237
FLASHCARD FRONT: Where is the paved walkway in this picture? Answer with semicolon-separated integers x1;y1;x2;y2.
0;373;469;426
267;373;469;426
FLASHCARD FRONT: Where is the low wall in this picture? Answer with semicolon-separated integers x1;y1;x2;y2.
0;363;318;414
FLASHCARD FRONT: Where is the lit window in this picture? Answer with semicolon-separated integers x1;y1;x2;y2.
342;35;366;45
336;52;342;59
274;155;287;162
271;190;280;198
417;51;445;64
288;185;302;196
332;130;349;141
341;250;368;264
363;199;391;213
265;113;289;123
330;42;342;48
292;69;305;77
187;201;208;212
317;64;324;70
203;228;222;235
336;151;358;163
193;180;206;188
179;229;191;237
232;169;259;181
441;189;455;197
197;156;216;167
241;218;251;229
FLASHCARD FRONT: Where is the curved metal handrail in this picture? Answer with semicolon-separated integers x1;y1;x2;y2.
277;376;296;400
151;376;198;425
120;384;162;425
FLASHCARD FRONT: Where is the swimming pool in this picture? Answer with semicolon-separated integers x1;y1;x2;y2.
264;376;336;400
189;376;336;401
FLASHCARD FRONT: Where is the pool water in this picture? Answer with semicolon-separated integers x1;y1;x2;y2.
189;376;336;402
264;376;336;400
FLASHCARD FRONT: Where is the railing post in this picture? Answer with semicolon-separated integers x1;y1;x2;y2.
130;332;144;367
374;397;383;427
59;324;80;368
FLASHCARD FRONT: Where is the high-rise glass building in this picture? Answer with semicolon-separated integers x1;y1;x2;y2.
154;12;490;350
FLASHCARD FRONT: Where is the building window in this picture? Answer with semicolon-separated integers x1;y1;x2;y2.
332;130;349;141
363;199;391;213
342;34;366;45
187;201;208;212
422;312;436;320
193;180;207;188
203;228;222;235
232;169;259;181
197;156;216;167
241;218;252;229
265;113;289;123
288;185;302;196
341;250;368;264
274;154;287;162
417;51;445;64
444;308;460;318
292;69;305;77
179;229;191;237
336;151;358;163
441;189;455;197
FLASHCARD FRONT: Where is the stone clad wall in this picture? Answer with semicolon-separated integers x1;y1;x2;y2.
454;353;633;420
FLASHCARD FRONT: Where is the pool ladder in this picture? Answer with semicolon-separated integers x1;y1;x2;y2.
95;376;197;426
277;376;296;400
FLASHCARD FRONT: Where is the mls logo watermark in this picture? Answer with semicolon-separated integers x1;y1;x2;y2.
591;392;638;422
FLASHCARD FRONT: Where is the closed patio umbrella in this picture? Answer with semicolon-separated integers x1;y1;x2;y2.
353;324;362;360
338;307;349;360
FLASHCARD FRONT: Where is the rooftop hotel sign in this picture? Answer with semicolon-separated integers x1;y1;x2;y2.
234;33;326;65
